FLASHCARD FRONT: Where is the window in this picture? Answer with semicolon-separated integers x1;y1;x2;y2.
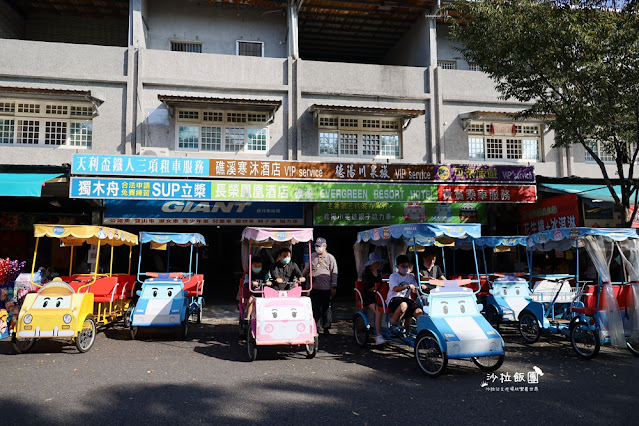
317;114;402;158
585;140;615;162
175;108;269;153
171;41;202;53
438;60;457;70
236;41;264;57
468;63;483;72
0;99;94;148
467;121;541;161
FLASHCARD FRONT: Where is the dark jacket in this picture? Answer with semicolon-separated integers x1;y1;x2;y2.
269;261;303;283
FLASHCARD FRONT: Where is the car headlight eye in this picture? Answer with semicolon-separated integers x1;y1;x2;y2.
63;314;72;324
24;314;33;324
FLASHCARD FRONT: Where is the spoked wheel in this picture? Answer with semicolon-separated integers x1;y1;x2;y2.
519;311;541;344
627;340;639;356
130;326;139;340
247;324;257;362
414;331;448;377
484;305;501;329
305;335;319;359
472;354;505;372
180;319;189;339
123;304;134;329
570;322;600;359
353;315;369;347
11;335;36;354
75;317;96;353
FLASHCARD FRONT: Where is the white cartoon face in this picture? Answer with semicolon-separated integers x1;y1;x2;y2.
430;296;478;316
142;285;179;299
32;294;72;309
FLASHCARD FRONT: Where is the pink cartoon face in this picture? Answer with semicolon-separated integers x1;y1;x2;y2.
254;296;315;344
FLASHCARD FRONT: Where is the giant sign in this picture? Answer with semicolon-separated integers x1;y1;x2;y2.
103;200;304;226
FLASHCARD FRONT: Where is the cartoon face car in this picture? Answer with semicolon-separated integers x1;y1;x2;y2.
417;283;504;358
131;280;188;327
14;280;93;340
254;286;316;345
486;277;532;322
403;203;426;222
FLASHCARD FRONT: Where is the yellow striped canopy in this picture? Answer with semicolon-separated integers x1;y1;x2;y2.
34;224;138;246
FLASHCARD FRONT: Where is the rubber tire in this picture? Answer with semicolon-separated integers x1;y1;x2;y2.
247;323;257;362
123;304;134;329
305;335;319;359
472;354;505;372
196;304;203;324
519;311;541;344
484;305;501;329
627;340;639;356
353;315;369;347
180;319;189;339
414;331;448;377
130;326;139;340
75;317;96;353
11;335;36;354
570;322;600;360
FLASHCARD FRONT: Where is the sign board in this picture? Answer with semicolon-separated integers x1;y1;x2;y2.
314;202;487;226
72;154;534;183
103;200;304;226
519;194;580;235
71;177;536;203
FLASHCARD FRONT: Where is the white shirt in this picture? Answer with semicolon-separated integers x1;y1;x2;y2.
386;272;417;305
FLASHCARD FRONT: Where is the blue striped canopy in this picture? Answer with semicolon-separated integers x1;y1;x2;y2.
356;223;481;246
139;232;206;247
527;227;639;251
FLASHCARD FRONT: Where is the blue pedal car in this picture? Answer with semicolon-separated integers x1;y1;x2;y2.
129;232;206;339
484;275;532;326
415;279;505;377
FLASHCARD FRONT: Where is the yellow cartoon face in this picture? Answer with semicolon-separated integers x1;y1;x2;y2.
32;294;72;309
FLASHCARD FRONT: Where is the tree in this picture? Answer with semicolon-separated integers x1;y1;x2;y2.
448;0;639;226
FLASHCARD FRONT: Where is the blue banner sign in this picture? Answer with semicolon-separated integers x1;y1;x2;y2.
103;200;304;226
70;177;211;200
72;154;209;177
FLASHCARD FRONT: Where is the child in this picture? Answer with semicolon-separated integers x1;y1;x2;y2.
269;248;305;290
362;252;386;345
386;254;423;336
244;257;271;320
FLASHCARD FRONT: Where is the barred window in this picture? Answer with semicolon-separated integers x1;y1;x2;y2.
171;41;202;53
317;114;402;158
438;60;457;70
201;126;222;151
178;125;199;149
236;41;263;57
467;121;541;161
0;99;93;148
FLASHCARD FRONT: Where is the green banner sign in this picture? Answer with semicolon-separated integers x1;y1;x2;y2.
212;181;438;202
314;202;487;226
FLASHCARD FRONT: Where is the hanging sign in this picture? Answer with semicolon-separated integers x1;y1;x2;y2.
519;194;580;235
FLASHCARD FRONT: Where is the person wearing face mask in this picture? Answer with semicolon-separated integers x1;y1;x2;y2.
418;250;446;306
269;247;305;290
243;257;272;320
386;254;423;337
303;237;338;335
362;252;386;345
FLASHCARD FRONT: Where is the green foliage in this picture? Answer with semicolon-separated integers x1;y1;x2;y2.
448;0;639;224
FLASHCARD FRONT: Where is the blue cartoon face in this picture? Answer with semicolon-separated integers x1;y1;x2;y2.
492;281;530;298
430;295;478;317
140;283;182;300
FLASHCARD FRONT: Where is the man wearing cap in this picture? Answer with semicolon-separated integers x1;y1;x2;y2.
303;237;338;335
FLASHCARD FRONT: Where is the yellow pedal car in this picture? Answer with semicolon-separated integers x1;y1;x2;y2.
12;225;138;354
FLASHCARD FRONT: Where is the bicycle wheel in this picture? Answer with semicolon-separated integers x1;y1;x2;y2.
570;322;600;359
519;311;541;344
353;315;369;347
472;354;505;372
414;331;447;377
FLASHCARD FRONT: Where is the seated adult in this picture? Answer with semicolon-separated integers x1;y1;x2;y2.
418;249;446;306
386;254;423;336
244;257;272;319
362;252;387;345
269;248;305;290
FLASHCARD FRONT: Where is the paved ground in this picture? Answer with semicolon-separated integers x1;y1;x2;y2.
1;303;638;425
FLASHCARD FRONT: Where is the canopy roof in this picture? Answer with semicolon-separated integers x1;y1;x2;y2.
356;223;481;246
34;224;138;246
456;236;527;250
527;227;639;251
241;227;314;244
139;232;206;247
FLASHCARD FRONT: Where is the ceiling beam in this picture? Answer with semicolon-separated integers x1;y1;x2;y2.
300;11;415;24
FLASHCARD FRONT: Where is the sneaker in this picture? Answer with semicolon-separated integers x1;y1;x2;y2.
389;325;406;337
375;335;386;345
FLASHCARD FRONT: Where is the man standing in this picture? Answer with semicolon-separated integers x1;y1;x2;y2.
304;237;338;335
